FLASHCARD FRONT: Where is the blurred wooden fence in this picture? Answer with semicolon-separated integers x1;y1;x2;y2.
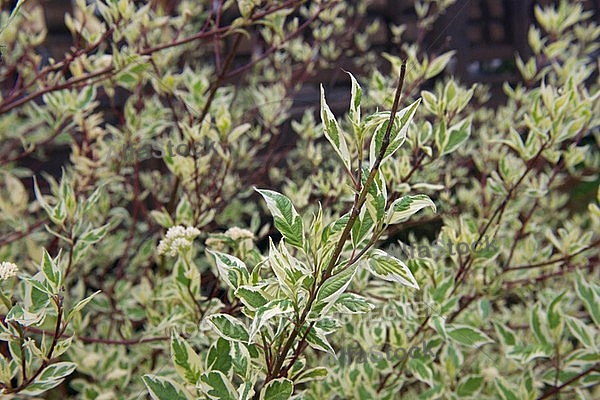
30;0;599;87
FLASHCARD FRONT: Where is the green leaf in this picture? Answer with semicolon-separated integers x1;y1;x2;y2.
230;341;251;378
530;304;549;346
150;208;174;228
0;0;27;37
322;213;349;245
444;79;458;104
506;344;552;363
172;256;200;297
420;90;438;115
260;378;293;400
301;324;336;355
207;250;249;291
320;85;352;172
426;51;456;79
143;375;191;400
440;117;471;155
59;168;76;217
76;85;96;109
66;290;101;322
236;286;269;310
238;381;255;400
52;336;73;358
366;249;419;289
547;291;566;338
446;325;494;347
494;377;519;400
456;375;484;396
418;384;444;400
369;99;420;167
256;189;304;248
267;238;307;297
126;55;151;75
41;248;61;290
295;367;328;384
51;199;66;225
351;207;375;248
199;371;238;400
117;72;137;86
23;275;51;312
249;299;293;342
387;194;436;225
434;121;448;154
20;362;77;396
347;71;362;128
566;316;596;349
575;273;600;326
363;167;387;225
21;274;54;297
176;198;194;226
408;358;434;386
206;338;232;374
83;183;105;212
78;223;110;244
334;293;374;314
312;263;359;317
208;314;250;342
6;304;44;327
170;333;203;384
237;0;260;18
493;322;517;347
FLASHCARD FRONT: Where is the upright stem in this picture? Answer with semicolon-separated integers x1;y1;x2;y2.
321;60;407;281
263;60;408;388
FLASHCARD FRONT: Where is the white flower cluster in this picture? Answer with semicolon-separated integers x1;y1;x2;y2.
0;261;18;281
157;226;201;257
224;227;255;241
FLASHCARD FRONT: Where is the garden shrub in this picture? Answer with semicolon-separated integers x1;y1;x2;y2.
0;0;598;399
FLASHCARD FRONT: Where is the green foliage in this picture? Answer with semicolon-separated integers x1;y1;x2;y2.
0;0;599;399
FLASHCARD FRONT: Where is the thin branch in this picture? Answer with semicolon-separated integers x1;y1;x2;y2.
503;239;600;272
536;363;599;400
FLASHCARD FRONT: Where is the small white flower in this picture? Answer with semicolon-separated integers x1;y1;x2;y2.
224;227;254;241
157;226;201;257
0;261;19;280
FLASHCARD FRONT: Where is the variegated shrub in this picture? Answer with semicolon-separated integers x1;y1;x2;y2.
0;1;598;399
